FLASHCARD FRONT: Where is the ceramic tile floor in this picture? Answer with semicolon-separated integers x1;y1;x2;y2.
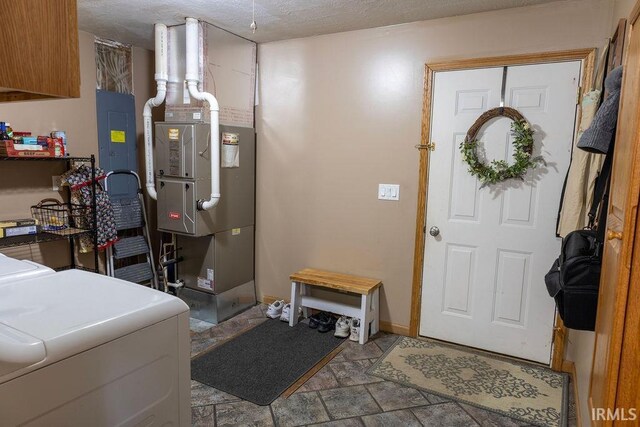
190;305;578;427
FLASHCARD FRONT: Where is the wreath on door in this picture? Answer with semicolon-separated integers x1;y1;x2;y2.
459;107;544;186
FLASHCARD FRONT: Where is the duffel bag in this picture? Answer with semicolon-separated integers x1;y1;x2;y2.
545;229;601;331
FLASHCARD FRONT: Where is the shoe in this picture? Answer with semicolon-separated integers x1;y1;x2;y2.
309;312;328;329
280;304;303;322
349;318;360;342
318;314;337;333
334;316;350;338
280;303;291;322
266;300;284;319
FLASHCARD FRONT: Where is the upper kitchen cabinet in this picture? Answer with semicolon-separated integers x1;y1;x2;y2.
0;0;80;102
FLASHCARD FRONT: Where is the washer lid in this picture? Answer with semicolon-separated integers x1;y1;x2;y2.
0;269;188;380
0;256;54;284
0;323;45;379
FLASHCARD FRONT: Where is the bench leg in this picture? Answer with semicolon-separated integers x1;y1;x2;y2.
359;293;372;344
301;284;310;319
290;281;302;327
371;289;380;336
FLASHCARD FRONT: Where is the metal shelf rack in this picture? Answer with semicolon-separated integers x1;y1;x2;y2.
0;155;99;272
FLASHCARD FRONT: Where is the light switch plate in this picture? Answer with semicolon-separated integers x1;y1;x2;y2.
378;184;400;201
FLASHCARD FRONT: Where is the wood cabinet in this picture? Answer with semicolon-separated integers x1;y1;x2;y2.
589;2;640;425
0;0;80;102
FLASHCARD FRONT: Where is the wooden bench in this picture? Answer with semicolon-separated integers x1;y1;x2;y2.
289;268;382;344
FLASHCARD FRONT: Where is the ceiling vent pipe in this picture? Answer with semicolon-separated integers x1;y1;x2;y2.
143;23;168;200
185;17;221;210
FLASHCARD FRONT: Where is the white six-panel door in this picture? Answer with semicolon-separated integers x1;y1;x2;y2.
419;62;581;363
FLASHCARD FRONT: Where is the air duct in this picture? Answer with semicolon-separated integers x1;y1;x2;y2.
185;17;220;210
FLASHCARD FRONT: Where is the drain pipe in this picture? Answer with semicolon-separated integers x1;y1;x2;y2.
143;23;168;200
185;17;221;210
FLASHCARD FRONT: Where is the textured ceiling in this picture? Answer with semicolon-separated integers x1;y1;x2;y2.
78;0;564;48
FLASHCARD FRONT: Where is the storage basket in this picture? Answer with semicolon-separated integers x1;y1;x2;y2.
31;198;92;234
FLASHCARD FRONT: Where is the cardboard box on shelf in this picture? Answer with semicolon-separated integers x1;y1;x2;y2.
0;224;39;238
0;218;36;228
0;140;57;157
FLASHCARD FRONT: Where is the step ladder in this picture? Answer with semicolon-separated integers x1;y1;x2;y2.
105;170;158;289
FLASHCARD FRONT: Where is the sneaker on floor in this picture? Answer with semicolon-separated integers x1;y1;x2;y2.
318;314;337;333
280;303;291;322
334;316;350;338
349;318;361;341
266;300;285;319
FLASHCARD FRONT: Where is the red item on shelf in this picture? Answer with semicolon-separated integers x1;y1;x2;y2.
0;140;56;157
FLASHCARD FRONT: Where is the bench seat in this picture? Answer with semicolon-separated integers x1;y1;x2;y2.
289;268;382;344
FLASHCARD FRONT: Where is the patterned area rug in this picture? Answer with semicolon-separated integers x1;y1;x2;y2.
368;337;568;427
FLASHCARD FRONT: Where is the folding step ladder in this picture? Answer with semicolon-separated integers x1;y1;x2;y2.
105;170;158;289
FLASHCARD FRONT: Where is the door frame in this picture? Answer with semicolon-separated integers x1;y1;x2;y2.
409;48;596;370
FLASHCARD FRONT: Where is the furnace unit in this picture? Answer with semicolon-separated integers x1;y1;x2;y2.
155;122;256;323
143;19;257;324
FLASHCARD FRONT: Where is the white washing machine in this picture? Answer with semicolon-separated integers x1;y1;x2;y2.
0;253;55;284
0;257;191;426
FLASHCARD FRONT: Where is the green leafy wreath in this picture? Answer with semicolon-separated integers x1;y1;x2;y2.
459;107;544;187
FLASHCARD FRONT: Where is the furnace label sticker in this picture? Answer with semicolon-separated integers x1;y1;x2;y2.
169;140;180;176
222;132;239;168
168;128;180;140
197;277;214;292
110;130;126;143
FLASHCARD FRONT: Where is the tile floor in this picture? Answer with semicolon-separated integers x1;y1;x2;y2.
190;305;577;427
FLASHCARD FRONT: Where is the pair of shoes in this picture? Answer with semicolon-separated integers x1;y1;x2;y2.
318;314;337;333
266;300;285;319
308;311;327;329
266;300;301;322
309;311;335;331
334;317;360;340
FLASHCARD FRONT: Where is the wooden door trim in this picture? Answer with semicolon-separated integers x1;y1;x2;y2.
427;49;595;73
632;0;640;26
409;49;596;371
615;202;640;417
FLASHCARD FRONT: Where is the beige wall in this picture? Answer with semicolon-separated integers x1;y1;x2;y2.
613;0;637;29
0;30;154;268
255;0;613;330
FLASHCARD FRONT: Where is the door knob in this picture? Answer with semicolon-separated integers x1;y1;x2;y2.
429;226;440;237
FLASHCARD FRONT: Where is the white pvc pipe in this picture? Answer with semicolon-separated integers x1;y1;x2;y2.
144;23;168;200
154;24;168;81
185;18;200;83
185;17;220;210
